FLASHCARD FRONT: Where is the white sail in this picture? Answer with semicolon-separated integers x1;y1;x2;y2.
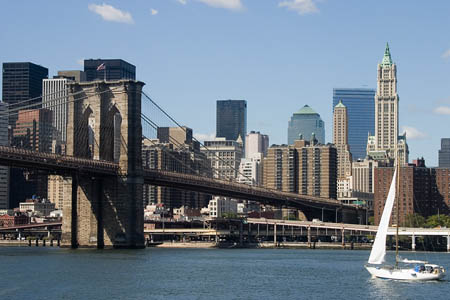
368;168;397;264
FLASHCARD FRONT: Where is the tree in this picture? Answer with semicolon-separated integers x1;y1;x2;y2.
425;214;450;228
402;214;425;228
368;216;375;225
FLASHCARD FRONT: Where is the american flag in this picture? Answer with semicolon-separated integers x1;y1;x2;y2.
97;63;106;71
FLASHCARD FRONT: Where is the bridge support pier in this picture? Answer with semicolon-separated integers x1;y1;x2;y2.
411;234;416;251
274;223;277;247
61;80;145;249
307;226;311;247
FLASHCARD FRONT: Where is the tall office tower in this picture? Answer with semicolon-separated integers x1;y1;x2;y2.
245;131;269;158
439;138;450;168
216;100;247;146
333;100;352;179
287;105;325;145
332;88;375;160
0;103;9;209
2;62;48;128
84;59;136;82
372;43;408;163
43;78;69;143
201;137;244;180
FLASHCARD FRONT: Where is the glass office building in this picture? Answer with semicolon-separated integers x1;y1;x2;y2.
2;62;48;128
332;88;376;160
287;105;325;145
216;100;247;145
439;138;450;168
84;59;136;82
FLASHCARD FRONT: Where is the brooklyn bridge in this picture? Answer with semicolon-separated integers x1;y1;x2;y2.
0;80;365;248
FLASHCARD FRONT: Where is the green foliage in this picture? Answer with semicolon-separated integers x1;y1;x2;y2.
221;212;238;219
401;214;425;228
425;214;450;228
368;216;375;225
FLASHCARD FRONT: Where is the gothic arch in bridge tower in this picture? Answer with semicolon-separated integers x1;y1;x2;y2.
100;104;122;163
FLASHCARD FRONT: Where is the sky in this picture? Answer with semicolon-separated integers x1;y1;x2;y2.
1;0;449;166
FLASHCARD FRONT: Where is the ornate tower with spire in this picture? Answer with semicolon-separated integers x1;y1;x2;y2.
374;43;402;162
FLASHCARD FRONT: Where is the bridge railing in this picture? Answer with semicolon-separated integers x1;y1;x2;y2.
0;145;118;175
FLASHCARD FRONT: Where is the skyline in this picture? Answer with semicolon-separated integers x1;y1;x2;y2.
1;1;450;165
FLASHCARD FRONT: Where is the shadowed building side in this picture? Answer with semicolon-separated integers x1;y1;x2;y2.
62;80;145;249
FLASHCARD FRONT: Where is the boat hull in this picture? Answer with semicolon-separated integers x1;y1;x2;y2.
365;266;445;281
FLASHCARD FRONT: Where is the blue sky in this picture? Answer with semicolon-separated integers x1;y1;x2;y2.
1;0;449;166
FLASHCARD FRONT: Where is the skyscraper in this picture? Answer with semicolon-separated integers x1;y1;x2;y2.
373;43;406;162
2;62;48;128
332;88;375;160
216;100;247;145
287;105;325;145
42;78;68;143
333;100;352;179
439;138;450;168
84;59;136;82
0;103;9;209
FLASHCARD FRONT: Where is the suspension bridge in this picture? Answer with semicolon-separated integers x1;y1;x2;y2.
0;79;365;248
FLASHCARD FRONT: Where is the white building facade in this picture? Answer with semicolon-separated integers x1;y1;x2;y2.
42;78;69;143
201;137;243;180
245;131;269;158
208;196;238;218
237;153;262;186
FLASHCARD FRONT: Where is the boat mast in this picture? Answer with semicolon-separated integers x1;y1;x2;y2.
395;148;400;268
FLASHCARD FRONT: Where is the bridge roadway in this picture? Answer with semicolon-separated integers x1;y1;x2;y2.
0;146;359;214
247;218;450;238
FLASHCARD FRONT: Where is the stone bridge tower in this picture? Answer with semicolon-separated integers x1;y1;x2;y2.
61;80;145;248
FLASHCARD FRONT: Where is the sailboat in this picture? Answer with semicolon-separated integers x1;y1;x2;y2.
365;166;446;280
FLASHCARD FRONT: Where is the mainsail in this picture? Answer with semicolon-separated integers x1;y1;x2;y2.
368;168;397;264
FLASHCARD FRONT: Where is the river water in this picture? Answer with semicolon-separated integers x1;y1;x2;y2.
1;247;449;300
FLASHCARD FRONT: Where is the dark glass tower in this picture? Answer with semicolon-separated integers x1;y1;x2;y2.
332;88;376;160
439;138;450;168
216;100;247;144
84;59;136;81
2;62;48;128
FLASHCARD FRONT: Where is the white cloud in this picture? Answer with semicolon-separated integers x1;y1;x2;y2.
401;126;428;140
88;3;134;24
433;106;450;115
77;58;84;66
442;49;450;59
151;8;158;15
179;0;243;11
279;0;319;15
194;133;216;142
